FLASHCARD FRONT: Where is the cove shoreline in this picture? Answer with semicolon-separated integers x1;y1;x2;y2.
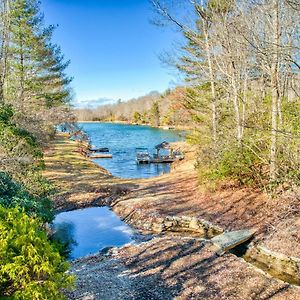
43;133;300;299
77;120;193;131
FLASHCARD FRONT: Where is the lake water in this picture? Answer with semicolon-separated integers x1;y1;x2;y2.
79;122;185;178
53;207;136;259
53;124;184;259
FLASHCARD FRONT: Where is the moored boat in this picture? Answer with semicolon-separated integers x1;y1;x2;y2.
89;147;109;153
136;148;151;164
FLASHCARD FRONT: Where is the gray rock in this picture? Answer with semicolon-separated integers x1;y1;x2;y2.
212;229;256;255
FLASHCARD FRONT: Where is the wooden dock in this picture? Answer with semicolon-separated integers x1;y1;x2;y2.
136;142;185;164
89;154;113;159
150;157;176;163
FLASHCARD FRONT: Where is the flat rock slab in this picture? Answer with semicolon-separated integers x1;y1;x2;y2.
211;229;256;254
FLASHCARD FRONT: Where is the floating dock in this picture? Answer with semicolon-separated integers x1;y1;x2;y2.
150;157;177;163
89;154;112;159
136;142;184;164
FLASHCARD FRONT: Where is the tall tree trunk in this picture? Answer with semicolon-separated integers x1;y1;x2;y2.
200;0;217;143
19;38;25;110
232;80;242;142
204;26;217;143
241;76;248;138
270;0;280;181
0;0;11;103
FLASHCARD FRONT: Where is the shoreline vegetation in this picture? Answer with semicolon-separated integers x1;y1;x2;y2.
77;120;193;131
43;133;300;299
74;88;193;131
0;0;75;297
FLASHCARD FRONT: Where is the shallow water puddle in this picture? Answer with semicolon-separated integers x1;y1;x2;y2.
53;207;135;259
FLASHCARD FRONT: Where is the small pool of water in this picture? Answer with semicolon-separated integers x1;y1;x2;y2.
52;207;135;259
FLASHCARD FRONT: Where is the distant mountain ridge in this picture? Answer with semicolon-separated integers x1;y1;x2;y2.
73;98;116;109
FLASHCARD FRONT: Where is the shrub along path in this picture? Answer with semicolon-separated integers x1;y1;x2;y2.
44;133;300;299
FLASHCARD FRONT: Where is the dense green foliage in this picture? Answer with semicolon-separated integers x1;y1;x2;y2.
0;104;53;196
150;101;160;127
0;105;41;157
0;172;53;222
0;206;74;299
0;0;75;298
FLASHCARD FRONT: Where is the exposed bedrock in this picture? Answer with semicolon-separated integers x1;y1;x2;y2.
112;204;300;286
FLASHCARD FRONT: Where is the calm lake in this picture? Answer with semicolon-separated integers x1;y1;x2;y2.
79;122;185;178
53;123;184;259
53;207;136;260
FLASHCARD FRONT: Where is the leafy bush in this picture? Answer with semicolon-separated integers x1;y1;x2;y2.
198;139;267;188
0;104;42;159
20;169;55;198
0;104;55;197
0;104;14;123
0;172;54;222
0;206;74;299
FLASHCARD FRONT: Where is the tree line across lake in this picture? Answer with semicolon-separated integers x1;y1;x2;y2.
75;88;191;128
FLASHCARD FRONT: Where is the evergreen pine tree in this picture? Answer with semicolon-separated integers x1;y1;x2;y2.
6;0;72;141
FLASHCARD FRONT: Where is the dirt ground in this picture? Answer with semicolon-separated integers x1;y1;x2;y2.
44;134;300;299
116;174;300;258
66;236;300;300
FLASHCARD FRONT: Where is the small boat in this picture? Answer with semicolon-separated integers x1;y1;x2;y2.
136;148;151;164
162;126;175;130
173;150;185;160
89;147;109;153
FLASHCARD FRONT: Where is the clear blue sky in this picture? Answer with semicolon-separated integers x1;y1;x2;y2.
41;0;180;106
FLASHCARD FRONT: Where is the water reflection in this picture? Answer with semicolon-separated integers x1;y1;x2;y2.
53;207;135;259
52;222;77;258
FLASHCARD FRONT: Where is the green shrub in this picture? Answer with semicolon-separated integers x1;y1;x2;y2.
0;114;42;159
20;170;55;198
0;104;14;123
198;142;266;187
0;172;54;223
0;206;74;299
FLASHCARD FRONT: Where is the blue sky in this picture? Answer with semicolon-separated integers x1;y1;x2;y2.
41;0;180;106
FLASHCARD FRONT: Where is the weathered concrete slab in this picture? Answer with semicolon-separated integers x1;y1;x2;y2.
211;229;256;255
244;245;300;285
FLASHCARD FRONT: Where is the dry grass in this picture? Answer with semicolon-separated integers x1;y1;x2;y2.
43;133;137;211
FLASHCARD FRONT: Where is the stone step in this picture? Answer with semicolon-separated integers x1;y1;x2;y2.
211;229;256;255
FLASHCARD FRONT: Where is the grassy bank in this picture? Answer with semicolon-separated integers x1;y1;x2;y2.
43;133;136;211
